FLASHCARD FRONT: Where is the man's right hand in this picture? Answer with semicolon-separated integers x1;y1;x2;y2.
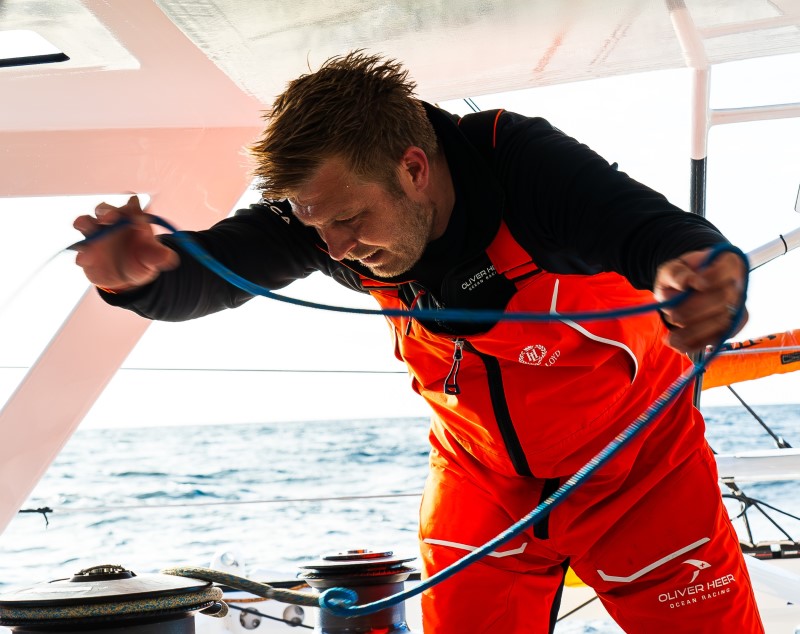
72;195;180;292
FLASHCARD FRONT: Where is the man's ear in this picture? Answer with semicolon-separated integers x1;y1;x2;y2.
399;146;430;192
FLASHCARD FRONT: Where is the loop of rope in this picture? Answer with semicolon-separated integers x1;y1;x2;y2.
73;215;748;616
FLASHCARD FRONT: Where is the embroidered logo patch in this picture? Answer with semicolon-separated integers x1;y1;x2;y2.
519;345;547;365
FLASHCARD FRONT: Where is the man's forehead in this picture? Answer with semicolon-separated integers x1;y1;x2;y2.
288;187;354;226
289;160;356;209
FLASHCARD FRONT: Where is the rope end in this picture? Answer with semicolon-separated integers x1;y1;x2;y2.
318;587;359;615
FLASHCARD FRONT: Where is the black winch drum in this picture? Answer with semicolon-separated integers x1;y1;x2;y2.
299;549;417;633
0;565;219;633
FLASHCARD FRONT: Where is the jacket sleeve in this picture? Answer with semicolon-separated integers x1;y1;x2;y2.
492;112;727;290
101;200;334;321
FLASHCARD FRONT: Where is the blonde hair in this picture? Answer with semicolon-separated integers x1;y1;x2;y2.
250;50;438;198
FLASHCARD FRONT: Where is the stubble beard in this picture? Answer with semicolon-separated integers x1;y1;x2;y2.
358;197;435;278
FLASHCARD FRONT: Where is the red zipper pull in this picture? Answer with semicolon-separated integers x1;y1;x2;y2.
405;289;426;335
444;339;465;395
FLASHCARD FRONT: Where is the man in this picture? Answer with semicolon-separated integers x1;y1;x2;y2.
74;51;758;632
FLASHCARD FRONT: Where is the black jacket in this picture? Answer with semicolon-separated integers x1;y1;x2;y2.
104;104;726;327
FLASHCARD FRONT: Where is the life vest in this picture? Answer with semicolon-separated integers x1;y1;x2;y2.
360;110;692;478
364;222;688;477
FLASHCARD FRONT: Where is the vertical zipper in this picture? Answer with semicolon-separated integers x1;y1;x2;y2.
443;338;464;395
457;340;533;477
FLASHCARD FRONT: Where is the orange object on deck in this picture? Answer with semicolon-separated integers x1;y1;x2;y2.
702;329;800;389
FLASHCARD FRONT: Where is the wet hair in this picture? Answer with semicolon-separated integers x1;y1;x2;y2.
250;50;438;198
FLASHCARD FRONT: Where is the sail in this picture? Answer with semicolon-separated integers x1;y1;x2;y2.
702;330;800;390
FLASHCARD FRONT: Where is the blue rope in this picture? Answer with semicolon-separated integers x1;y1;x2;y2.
72;215;748;616
73;213;697;324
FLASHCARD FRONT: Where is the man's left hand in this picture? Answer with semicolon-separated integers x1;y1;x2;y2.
654;248;748;354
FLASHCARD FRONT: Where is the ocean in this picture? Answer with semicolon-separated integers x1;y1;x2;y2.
2;406;799;633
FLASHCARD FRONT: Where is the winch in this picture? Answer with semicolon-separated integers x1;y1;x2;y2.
299;549;416;633
0;564;224;633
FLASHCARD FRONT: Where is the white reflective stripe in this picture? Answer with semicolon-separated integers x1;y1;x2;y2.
559;318;639;380
422;538;528;558
549;279;560;312
550;279;639;381
597;537;711;583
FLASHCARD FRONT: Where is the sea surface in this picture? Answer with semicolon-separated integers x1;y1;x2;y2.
2;406;800;633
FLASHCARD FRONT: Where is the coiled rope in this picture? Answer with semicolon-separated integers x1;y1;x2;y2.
0;586;226;621
72;215;748;617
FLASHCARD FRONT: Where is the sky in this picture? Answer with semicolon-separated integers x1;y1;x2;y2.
0;52;799;428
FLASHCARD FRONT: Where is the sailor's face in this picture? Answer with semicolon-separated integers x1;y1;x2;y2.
290;157;436;278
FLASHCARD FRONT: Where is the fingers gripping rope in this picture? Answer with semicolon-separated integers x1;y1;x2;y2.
76;216;748;617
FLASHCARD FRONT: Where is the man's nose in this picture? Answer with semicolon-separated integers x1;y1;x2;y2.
321;225;358;261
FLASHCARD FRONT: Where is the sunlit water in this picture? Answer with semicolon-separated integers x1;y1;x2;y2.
2;406;799;633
